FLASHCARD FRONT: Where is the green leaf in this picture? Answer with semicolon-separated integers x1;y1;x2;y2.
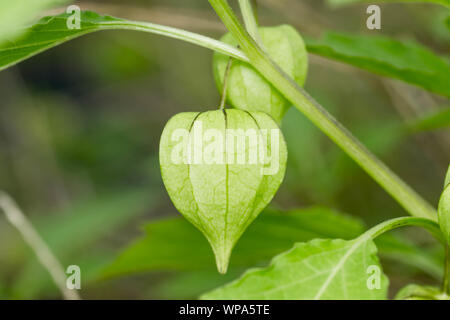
200;215;440;300
201;238;388;299
376;233;444;280
0;10;247;72
408;107;450;132
103;206;443;285
305;32;450;97
396;284;450;300
326;0;450;8
102;207;364;278
0;0;68;44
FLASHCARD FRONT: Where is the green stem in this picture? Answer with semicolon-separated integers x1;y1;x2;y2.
362;216;443;242
443;244;450;294
219;58;233;110
209;0;437;221
238;0;261;44
251;0;259;24
0;16;250;72
98;20;249;62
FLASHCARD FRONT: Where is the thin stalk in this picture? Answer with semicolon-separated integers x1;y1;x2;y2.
0;16;249;72
251;0;259;24
209;0;437;220
219;58;233;110
238;0;262;44
98;20;249;62
362;216;443;242
0;192;80;300
443;244;450;294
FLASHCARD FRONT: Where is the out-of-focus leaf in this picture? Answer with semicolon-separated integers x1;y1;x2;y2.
408;107;450;132
326;0;450;7
0;282;6;299
376;233;443;280
154;270;243;300
11;189;158;298
103;205;442;291
306;32;450;97
149;232;443;299
396;284;450;300
201;238;388;300
0;0;68;44
102;207;365;277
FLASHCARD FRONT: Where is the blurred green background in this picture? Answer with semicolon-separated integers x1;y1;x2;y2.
0;0;448;299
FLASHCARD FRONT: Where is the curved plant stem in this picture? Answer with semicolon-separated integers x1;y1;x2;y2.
443;244;450;294
209;0;437;221
0;15;250;72
219;58;233;110
98;19;249;62
238;0;261;44
0;191;81;300
362;216;443;242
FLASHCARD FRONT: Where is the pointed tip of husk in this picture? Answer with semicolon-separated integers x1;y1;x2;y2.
213;244;232;274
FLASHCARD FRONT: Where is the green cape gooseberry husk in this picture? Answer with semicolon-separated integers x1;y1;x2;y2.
213;24;308;124
159;109;287;273
438;166;450;245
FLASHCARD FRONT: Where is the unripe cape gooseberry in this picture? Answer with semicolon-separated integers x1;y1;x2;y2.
159;109;287;273
213;25;308;124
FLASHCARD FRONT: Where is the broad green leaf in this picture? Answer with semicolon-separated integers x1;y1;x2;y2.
396;284;450;300
102;207;364;278
0;0;68;44
375;233;444;280
326;0;450;7
10;189;159;298
305;32;450;97
408;107;450;132
201;238;388;300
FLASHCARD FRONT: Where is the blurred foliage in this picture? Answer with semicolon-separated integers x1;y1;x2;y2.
103;207;364;277
0;0;448;299
103;206;443;298
306;32;450;97
407;106;450;132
